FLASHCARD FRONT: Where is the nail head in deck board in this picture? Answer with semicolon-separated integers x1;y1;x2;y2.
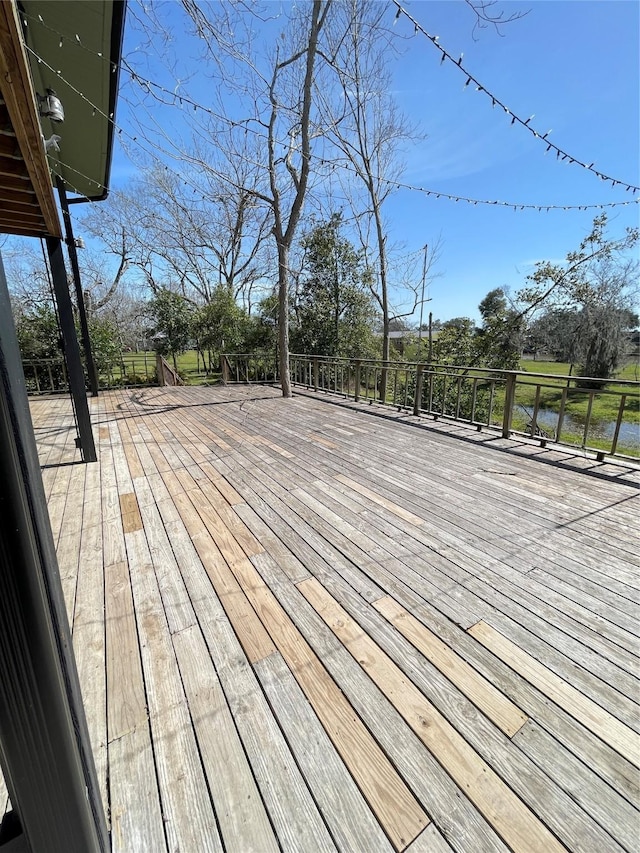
255;651;396;853
172;626;279;853
373;596;528;738
229;558;430;851
468;621;640;768
299;577;565;853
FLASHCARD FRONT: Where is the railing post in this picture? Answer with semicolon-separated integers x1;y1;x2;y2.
156;352;165;386
413;364;424;417
313;357;319;392
502;371;516;438
354;359;361;402
221;354;229;385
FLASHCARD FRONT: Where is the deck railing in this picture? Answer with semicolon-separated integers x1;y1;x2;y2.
222;352;639;461
22;355;157;394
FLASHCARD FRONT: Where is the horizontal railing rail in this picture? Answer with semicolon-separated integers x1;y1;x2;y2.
283;354;639;462
22;355;158;394
221;351;279;385
22;359;68;395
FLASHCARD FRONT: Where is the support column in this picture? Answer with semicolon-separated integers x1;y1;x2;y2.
46;237;96;463
0;253;108;852
56;179;99;397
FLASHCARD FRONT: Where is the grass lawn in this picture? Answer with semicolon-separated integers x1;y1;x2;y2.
117;350;221;386
517;358;640;423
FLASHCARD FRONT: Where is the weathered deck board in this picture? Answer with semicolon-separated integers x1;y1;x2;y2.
468;620;640;767
26;385;640;853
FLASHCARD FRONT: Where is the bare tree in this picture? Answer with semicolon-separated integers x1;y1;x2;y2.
173;0;333;396
324;1;416;372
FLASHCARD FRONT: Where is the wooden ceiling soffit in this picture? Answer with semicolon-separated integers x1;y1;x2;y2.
0;2;61;237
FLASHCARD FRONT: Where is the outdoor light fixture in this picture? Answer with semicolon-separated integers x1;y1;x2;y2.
44;134;61;153
38;88;65;123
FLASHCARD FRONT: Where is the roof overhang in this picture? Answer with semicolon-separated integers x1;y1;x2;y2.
21;0;126;203
0;1;61;237
0;1;125;238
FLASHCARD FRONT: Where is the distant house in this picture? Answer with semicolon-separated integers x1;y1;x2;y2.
376;329;438;357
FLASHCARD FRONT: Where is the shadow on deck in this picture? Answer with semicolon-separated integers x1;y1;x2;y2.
4;384;637;852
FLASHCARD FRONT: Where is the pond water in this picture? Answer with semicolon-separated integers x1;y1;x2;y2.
520;406;640;451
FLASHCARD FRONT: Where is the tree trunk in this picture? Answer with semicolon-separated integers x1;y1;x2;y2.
278;243;292;397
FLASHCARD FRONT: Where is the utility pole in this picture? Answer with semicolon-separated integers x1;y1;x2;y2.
417;244;431;362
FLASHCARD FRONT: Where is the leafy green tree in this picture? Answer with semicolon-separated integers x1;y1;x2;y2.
518;214;639;381
147;289;193;371
14;304;61;361
291;214;377;357
431;318;476;365
475;287;524;370
527;308;582;362
87;316;122;374
192;286;249;371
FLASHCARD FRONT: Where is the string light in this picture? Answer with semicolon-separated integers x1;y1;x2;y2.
24;19;640;216
390;0;639;194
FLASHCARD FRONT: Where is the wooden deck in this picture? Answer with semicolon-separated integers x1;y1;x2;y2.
4;384;640;852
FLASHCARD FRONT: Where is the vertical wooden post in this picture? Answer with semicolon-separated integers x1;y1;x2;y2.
502;371;517;438
156;352;165;386
221;355;229;385
413;364;424;417
313;357;319;392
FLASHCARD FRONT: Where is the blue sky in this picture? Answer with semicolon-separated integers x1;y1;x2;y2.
381;0;640;322
111;0;639;323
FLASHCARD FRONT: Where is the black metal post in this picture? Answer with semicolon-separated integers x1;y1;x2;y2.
56;178;99;397
45;237;97;463
0;253;108;852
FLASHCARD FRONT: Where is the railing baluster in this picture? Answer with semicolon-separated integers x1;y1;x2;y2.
488;381;495;427
471;378;478;424
530;385;541;438
583;391;595;448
